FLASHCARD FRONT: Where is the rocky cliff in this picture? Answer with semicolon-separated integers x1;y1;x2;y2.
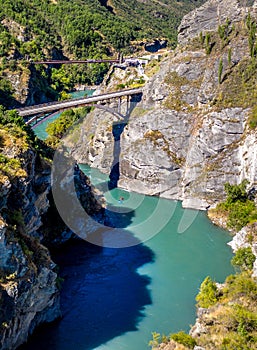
177;0;257;44
0;127;61;349
71;0;257;210
0;118;103;348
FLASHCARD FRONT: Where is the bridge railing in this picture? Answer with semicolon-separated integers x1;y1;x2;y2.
16;88;143;117
32;59;120;65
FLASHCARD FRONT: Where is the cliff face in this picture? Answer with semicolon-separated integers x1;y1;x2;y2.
0;116;105;349
71;0;257;210
0;131;61;349
177;0;253;44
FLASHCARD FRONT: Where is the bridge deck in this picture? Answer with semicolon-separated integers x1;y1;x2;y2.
32;59;120;65
16;88;143;117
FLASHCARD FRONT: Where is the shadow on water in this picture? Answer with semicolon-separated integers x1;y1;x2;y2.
18;234;155;350
18;92;153;350
104;204;135;229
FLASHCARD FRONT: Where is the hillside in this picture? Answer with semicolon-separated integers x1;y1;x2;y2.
73;0;257;210
0;0;205;107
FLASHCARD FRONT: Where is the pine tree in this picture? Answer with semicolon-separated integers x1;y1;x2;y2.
218;58;223;84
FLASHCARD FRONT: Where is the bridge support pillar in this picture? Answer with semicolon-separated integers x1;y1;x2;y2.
118;52;123;64
126;96;130;116
118;97;122;114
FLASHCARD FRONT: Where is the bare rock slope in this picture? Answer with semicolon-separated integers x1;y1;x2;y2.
72;0;257;210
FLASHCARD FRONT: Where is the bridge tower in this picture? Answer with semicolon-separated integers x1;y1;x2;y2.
118;97;122;114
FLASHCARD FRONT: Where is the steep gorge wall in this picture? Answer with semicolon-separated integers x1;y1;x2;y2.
0;146;61;349
71;0;257;210
0;137;103;349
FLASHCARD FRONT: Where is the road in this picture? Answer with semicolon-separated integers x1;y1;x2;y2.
17;88;143;117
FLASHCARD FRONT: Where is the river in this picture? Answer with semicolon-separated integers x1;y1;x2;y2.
19;94;234;350
32;90;94;140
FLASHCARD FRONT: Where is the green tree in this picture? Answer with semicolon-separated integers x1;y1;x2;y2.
59;91;72;101
231;247;256;271
205;33;212;54
218;58;223;84
199;31;204;45
224;180;248;204
227;199;256;230
148;332;160;348
170;331;196;349
45;107;89;146
246;13;257;58
196;276;218;308
0;107;24;127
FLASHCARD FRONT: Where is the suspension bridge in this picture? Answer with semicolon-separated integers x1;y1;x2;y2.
31;59;121;65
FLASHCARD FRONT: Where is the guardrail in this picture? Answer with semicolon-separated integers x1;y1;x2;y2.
17;88;143;117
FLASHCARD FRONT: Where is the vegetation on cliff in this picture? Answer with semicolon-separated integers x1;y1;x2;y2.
164;15;257;117
191;182;257;349
45;107;91;148
150;254;257;350
191;271;257;349
209;180;257;231
0;0;205;105
0;107;33;182
192;181;257;349
0;106;61;348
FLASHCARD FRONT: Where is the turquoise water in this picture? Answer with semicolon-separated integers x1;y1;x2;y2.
21;106;235;350
79;165;234;350
20;163;234;350
33;89;94;140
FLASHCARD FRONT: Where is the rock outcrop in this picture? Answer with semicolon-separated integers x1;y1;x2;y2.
0;143;61;349
71;0;257;210
178;0;246;44
227;222;257;277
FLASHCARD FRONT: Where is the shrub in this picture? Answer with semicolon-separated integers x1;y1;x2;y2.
218;18;231;46
56;276;65;290
233;304;257;333
196;276;218;308
228;47;232;65
148;332;160;348
246;13;257;58
214;180;257;231
199;31;204;45
0;153;27;180
218;58;223;84
248;104;257;129
205;33;212;54
231;247;256;271
224;180;248;203
222;334;254;349
223;272;257;300
170;331;196;349
227;199;256;231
